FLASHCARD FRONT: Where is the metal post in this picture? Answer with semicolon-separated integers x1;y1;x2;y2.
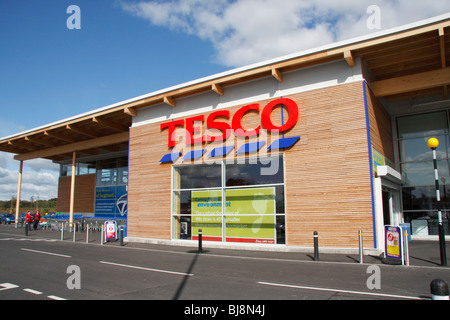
430;279;449;300
404;230;410;266
313;231;319;261
358;230;363;264
73;224;76;242
119;227;124;246
101;225;104;245
86;224;89;244
25;223;28;236
61;223;64;240
198;229;203;253
430;145;447;266
14;160;23;229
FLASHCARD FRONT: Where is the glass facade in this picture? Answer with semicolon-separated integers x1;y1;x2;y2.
397;111;450;235
60;157;128;217
172;156;286;244
60;161;96;177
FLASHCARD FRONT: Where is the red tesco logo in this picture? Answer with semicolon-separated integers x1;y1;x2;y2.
160;98;299;148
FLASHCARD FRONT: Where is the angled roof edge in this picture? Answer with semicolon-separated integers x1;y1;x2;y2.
1;12;449;142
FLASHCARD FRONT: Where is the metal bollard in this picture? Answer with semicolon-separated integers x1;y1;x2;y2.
430;279;449;300
101;226;104;245
25;223;29;236
73;225;76;242
61;223;64;241
119;226;124;246
313;231;319;261
438;224;447;267
404;230;410;266
198;229;203;253
86;225;89;244
358;230;363;264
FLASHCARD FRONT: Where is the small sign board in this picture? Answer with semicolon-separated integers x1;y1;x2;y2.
104;220;117;242
384;225;404;264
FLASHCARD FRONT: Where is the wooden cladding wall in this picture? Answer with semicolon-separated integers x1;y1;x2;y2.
365;83;394;162
57;174;95;213
128;81;376;248
283;82;374;248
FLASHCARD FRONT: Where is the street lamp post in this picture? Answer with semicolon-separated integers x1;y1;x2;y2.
427;137;447;266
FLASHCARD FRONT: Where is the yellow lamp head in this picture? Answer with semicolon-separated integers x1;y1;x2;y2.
427;137;439;149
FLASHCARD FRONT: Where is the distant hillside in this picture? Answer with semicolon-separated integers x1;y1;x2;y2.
0;198;57;214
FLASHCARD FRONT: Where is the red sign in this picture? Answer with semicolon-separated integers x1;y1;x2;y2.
160;98;299;148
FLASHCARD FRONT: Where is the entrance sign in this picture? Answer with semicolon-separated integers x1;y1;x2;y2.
104;220;117;242
384;225;404;264
191;187;276;244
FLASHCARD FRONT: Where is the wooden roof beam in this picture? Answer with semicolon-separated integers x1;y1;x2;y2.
92;117;128;132
14;131;129;161
163;96;176;108
212;83;224;96
371;67;450;97
44;131;76;143
124;107;137;117
344;50;356;67
25;136;54;148
439;27;446;68
272;68;283;82
439;27;448;98
8;140;37;151
66;124;98;138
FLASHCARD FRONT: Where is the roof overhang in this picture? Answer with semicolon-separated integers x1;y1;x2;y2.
1;13;449;163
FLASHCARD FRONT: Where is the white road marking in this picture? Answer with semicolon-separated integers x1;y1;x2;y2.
21;248;71;258
0;283;19;291
99;261;193;276
0;238;57;242
258;281;429;300
1;283;67;300
23;288;43;295
47;295;67;300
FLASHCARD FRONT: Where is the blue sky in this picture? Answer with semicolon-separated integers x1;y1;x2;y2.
0;0;449;202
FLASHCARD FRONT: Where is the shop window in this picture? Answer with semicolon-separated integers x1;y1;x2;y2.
226;159;284;186
60;162;96;177
397;111;450;235
397;111;447;139
175;164;221;189
172;156;286;244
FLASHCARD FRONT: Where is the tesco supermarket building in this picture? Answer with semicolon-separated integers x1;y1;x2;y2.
2;15;450;254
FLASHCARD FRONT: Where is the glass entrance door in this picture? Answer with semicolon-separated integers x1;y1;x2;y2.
382;187;402;226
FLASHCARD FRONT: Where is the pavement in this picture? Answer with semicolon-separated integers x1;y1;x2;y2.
2;223;449;268
1;223;449;302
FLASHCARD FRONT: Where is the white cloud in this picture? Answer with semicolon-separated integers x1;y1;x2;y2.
119;0;450;67
0;152;59;201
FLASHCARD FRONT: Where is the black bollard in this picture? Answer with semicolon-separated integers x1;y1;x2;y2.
25;223;29;236
438;225;447;266
313;231;319;261
430;279;449;300
119;227;124;246
198;229;203;254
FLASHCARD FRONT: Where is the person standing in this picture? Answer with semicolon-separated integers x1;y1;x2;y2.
25;212;33;231
33;210;41;230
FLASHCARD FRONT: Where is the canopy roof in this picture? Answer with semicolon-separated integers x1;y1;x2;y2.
1;14;449;163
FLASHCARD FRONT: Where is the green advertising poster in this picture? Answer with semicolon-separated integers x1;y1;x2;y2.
191;190;223;241
191;187;276;243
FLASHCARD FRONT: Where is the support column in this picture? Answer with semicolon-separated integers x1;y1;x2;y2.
69;151;76;229
14;160;23;228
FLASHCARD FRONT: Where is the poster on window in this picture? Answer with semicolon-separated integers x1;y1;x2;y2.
95;185;128;217
191;187;276;244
